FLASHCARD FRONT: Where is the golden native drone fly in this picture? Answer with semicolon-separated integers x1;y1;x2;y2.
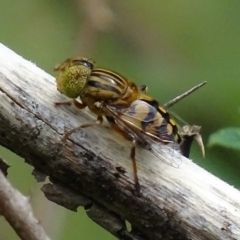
54;57;205;191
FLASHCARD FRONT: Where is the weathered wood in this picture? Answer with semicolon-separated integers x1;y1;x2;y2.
0;43;240;240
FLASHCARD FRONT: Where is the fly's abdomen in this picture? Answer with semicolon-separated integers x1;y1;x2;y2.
157;106;182;144
120;100;178;143
139;93;181;143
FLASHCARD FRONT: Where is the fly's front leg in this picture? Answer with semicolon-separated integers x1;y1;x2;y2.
62;115;103;142
54;99;87;109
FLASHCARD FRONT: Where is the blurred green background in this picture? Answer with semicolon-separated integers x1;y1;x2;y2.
1;1;240;239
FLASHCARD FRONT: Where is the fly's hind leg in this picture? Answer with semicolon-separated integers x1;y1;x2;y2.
130;139;140;195
106;116;133;141
62;116;103;142
101;105;141;194
112;122;141;193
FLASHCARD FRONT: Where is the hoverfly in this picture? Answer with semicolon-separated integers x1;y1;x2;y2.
54;57;205;152
54;57;205;192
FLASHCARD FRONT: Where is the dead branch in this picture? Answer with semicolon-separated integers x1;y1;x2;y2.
0;43;240;240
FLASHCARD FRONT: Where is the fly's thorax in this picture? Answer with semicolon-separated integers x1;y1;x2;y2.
121;81;139;105
80;94;106;116
85;68;139;105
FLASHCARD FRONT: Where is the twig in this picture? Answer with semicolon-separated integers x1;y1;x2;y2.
0;43;240;240
163;81;207;108
0;168;51;240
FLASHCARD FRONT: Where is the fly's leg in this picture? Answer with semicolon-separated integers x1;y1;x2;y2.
105;116;133;141
54;100;72;107
130;139;140;195
112;124;133;141
100;106;141;193
54;99;91;141
62;116;103;142
105;115;140;193
54;99;87;109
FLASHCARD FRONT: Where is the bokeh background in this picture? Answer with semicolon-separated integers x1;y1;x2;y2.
1;1;240;239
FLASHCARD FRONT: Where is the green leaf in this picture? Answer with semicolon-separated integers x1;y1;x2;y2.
208;127;240;151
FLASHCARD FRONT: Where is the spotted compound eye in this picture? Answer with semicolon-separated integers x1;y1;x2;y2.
56;64;91;98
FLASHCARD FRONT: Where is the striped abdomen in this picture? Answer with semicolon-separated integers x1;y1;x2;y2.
120;100;180;144
139;94;181;144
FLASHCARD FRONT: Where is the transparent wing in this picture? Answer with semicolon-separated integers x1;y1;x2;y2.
149;141;182;168
102;101;182;167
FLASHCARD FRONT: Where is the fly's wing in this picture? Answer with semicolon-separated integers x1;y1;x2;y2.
167;110;189;126
103;100;182;167
124;100;182;167
149;140;182;168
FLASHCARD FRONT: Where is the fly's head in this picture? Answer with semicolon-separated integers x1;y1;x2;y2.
54;57;95;98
